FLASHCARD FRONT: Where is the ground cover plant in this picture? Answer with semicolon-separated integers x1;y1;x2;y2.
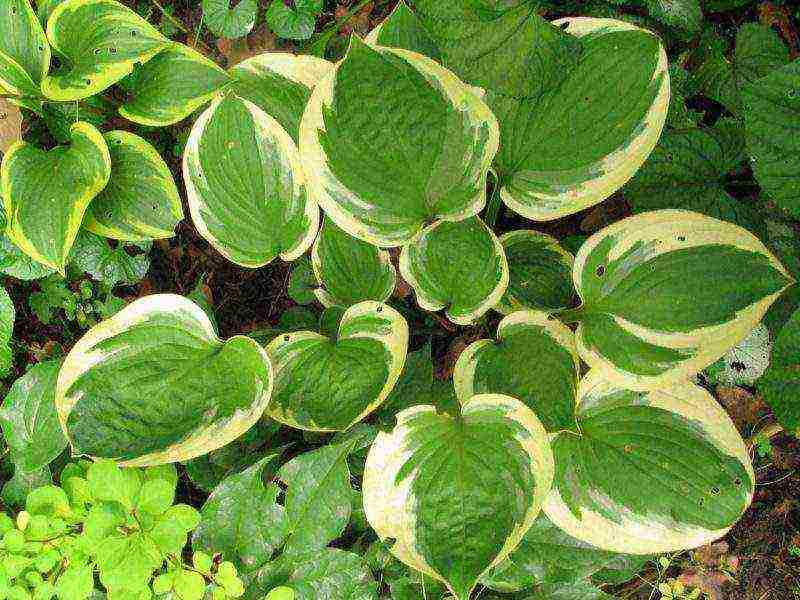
1;0;799;598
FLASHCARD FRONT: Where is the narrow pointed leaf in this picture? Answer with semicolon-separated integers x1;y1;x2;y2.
55;294;273;466
1;121;111;273
363;394;554;600
84;131;183;241
544;369;754;554
266;301;408;431
758;308;800;436
184;93;318;267
400;216;507;324
572;210;794;389
0;0;50;87
0;287;13;374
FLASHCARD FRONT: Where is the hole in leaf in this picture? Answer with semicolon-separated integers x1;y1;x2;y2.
734;477;742;486
710;486;720;495
110;47;117;54
699;497;705;507
284;335;290;341
595;265;605;277
677;235;686;242
94;48;102;55
85;79;92;86
731;361;746;372
130;29;138;37
559;22;569;29
376;306;383;313
623;444;633;453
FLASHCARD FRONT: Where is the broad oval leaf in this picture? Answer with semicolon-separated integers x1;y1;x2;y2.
544;369;754;554
119;43;232;127
572;210;794;390
0;360;68;472
202;0;257;39
230;52;333;143
742;58;800;218
42;0;169;101
266;301;408;431
399;216;507;324
454;311;579;432
0;0;50;90
299;36;499;247
84;131;183;241
1;121;111;273
184;93;318;268
497;230;575;314
363;394;554;600
312;216;396;308
55;293;273;467
759;307;800;436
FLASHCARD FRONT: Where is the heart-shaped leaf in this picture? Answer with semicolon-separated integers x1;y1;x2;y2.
299;36;499;247
0;0;50;93
185;92;317;268
571;210;794;390
496;230;575;314
55;294;273;467
265;0;322;41
69;232;150;286
312;216;396;308
454;311;579;432
43;0;169;101
266;301;407;431
400;216;507;324
1;121;111;273
758;307;800;436
84;131;183;241
363;394;554;600
119;44;232;127
544;368;754;554
202;0;257;39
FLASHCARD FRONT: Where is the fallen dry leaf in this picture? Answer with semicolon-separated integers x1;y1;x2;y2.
715;385;766;429
0;98;23;155
217;25;279;67
336;2;374;36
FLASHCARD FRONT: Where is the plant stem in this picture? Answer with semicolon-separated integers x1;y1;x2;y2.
301;0;375;56
483;172;503;229
149;0;214;55
555;305;585;324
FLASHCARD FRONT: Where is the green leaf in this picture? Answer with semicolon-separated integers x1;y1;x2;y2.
87;458;140;507
83;131;183;241
526;580;615;600
742;58;800;218
278;441;354;555
135;478;174;515
202;0;257;39
0;0;50;90
1;121;111;273
0;286;14;374
365;0;440;62
1;466;51;509
266;301;407;431
496;230;575;314
454;311;579;432
26;484;70;517
758;308;800;436
174;569;206;600
572;210;794;389
644;0;702;34
312;216;396;308
230;53;332;143
287;257;316;306
299;36;499;247
184;92;318;268
40;95;112;144
55;564;94;600
42;0;169;101
119;44;232;127
193;453;288;573
70;232;150;287
0;234;54;280
0;360;67;472
400;217;507;324
544;369;754;554
55;294;274;466
363;394;554;600
265;0;322;41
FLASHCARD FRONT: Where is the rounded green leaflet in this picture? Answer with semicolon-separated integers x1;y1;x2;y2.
758;307;800;437
363;394;554;600
1;121;111;274
454;311;579;432
0;0;50;90
496;230;575;314
312;217;396;308
543;368;754;554
266;301;408;431
55;293;274;467
299;36;500;247
570;210;794;390
230;52;333;144
400;216;508;325
265;0;322;41
42;0;170;101
184;92;319;268
83;131;183;241
202;0;257;39
119;43;232;127
742;58;800;218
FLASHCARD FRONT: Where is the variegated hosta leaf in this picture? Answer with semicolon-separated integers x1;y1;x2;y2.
230;52;333;142
363;0;441;62
42;0;169;101
454;311;579;432
84;131;183;241
265;301;408;431
0;0;50;94
1;121;111;273
312;216;396;308
544;369;754;554
399;217;508;325
572;210;794;390
55;294;273;467
363;394;554;600
299;36;499;247
184;93;318;268
119;44;232;127
497;230;575;314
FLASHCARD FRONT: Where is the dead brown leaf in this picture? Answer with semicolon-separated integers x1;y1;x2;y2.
0;98;23;156
217;25;279;67
715;385;766;429
336;2;374;36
